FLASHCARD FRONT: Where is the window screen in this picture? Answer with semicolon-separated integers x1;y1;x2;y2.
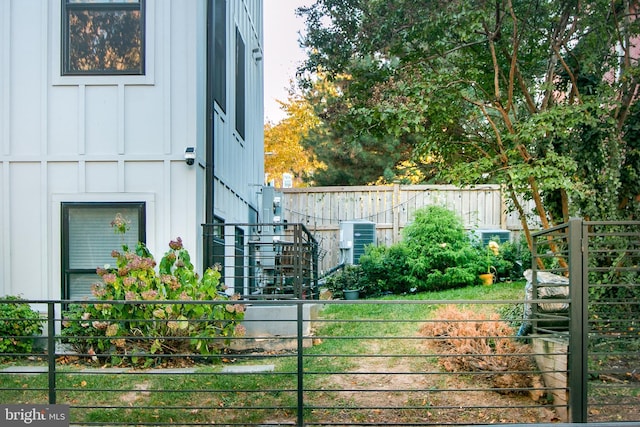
62;202;145;299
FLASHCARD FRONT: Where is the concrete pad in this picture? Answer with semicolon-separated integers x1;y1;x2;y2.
221;364;275;373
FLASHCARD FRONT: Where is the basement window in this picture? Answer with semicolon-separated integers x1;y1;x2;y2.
62;202;145;299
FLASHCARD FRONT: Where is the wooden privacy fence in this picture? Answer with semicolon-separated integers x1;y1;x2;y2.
280;184;530;272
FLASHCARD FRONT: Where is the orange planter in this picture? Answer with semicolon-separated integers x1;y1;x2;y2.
479;273;494;286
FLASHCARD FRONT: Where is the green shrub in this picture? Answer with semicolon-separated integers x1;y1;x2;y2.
62;227;245;366
360;206;484;294
404;206;484;290
360;244;416;294
324;264;381;298
0;296;44;356
499;235;531;279
471;234;529;281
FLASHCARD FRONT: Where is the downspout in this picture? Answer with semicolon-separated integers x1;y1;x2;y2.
204;0;215;267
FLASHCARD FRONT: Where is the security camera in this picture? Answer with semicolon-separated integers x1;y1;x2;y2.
185;147;195;165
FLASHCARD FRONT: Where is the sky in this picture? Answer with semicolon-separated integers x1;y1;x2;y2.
263;1;311;124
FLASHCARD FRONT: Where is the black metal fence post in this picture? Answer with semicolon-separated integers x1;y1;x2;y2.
567;218;588;422
47;301;56;404
297;301;304;426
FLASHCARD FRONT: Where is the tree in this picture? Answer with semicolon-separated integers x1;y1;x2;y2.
297;0;640;248
264;90;324;188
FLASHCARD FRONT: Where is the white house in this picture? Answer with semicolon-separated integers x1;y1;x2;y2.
0;0;265;300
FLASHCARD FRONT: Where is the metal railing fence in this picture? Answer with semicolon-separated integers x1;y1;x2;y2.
0;300;576;426
1;219;638;426
1;295;638;426
531;219;640;424
202;222;320;300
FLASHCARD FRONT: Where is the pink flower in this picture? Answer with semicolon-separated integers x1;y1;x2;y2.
123;277;136;287
102;273;117;285
226;304;245;314
141;290;158;300
234;324;246;336
91;284;107;298
169;237;183;250
92;321;108;330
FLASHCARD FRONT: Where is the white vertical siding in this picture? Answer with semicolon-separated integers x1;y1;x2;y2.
0;0;265;298
213;0;263;224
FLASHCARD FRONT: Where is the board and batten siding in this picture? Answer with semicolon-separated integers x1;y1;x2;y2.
281;185;532;272
0;0;264;299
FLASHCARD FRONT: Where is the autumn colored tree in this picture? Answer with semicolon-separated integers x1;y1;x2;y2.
297;0;640;249
264;90;324;188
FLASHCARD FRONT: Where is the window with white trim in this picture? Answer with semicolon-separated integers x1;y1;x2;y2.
62;202;145;299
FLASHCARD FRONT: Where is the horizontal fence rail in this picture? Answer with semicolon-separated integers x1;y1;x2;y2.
202;222;320;300
1;296;639;426
531;219;640;424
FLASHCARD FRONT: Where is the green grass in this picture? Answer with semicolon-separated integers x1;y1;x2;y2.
0;281;527;425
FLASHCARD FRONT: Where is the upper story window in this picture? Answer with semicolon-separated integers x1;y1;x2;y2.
235;27;246;139
213;0;227;112
62;0;145;75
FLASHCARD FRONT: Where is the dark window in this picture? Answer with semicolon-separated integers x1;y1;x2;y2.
234;227;245;292
212;218;226;283
62;0;145;75
235;28;245;139
213;0;227;111
62;202;145;299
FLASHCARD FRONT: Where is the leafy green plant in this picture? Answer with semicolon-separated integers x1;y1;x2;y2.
498;235;531;280
324;264;379;298
0;296;44;357
360;206;483;294
359;243;415;295
62;220;245;366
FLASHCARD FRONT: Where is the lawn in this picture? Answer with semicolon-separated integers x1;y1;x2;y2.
1;281;531;425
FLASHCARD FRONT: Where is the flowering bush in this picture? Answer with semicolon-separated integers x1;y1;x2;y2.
62;227;245;366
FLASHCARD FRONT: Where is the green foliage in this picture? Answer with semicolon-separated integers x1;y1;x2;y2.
62;232;245;366
297;0;640;229
403;206;483;290
357;206;530;293
0;296;43;356
359;243;416;295
323;265;375;299
360;206;483;293
497;235;531;280
586;226;640;327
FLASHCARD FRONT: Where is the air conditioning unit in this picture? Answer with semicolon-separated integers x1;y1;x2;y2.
470;229;511;245
339;220;376;264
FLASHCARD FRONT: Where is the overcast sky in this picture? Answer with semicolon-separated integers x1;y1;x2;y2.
263;1;311;124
